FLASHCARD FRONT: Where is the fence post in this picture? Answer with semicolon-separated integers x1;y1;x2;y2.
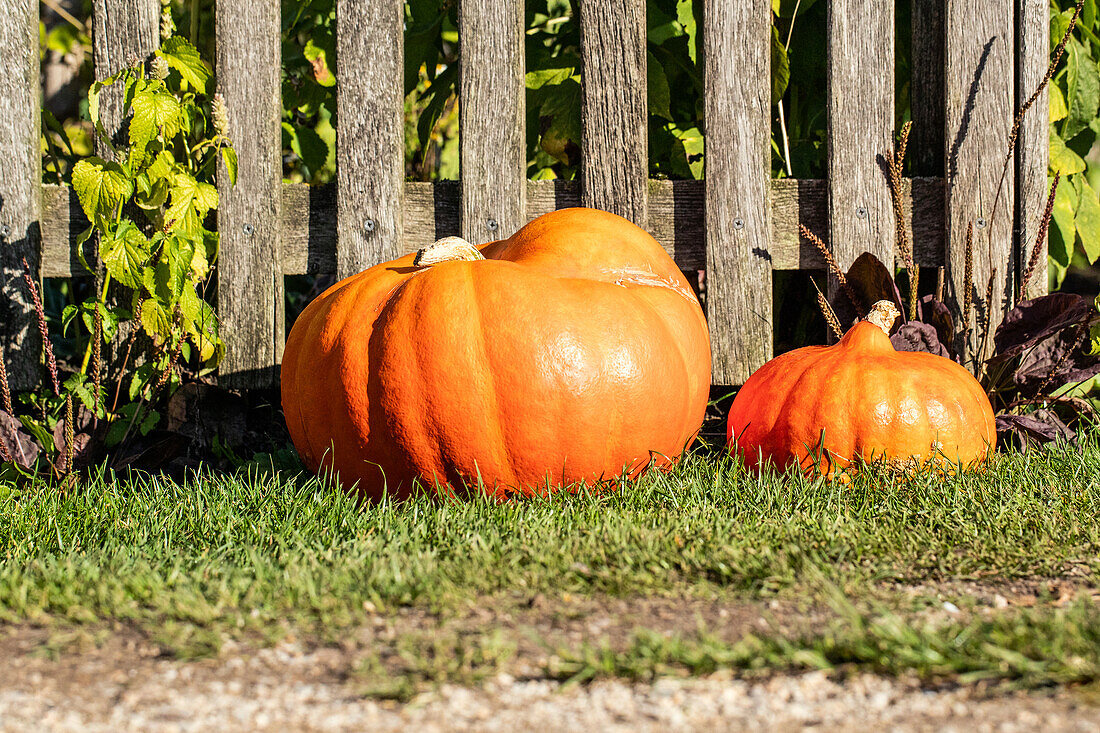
826;1;895;293
459;0;526;243
216;0;283;388
704;0;772;384
579;0;648;228
92;0;160;149
945;0;1015;361
1017;0;1050;298
0;0;42;391
335;0;405;277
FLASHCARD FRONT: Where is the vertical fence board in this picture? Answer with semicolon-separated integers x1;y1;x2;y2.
911;0;945;177
827;0;895;291
216;0;282;388
704;0;771;384
335;0;405;277
459;0;526;243
579;0;647;227
0;0;41;390
1017;0;1049;298
945;1;1014;361
92;0;160;147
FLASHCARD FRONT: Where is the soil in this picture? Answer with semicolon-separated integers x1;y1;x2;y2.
2;584;1099;731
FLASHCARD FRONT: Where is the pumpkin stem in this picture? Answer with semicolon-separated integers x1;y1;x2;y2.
865;300;901;335
413;236;485;267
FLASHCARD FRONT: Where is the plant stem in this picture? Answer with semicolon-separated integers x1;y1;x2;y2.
80;272;112;375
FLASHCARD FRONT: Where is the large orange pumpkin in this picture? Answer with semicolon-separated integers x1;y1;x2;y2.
282;208;711;499
727;301;996;475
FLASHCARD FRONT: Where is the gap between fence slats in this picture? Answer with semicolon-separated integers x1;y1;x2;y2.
0;0;41;390
215;0;282;388
579;0;648;227
703;0;772;384
335;0;405;277
826;0;895;293
911;0;945;178
945;0;1015;362
459;0;526;243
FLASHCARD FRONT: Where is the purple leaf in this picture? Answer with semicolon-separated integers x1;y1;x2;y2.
0;410;41;470
891;321;950;357
1012;327;1100;395
919;295;956;357
996;410;1077;450
993;293;1093;359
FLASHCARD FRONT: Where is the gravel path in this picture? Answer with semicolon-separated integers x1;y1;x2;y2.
2;640;1098;732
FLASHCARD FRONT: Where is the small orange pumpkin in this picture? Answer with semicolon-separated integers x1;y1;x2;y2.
727;301;996;475
282;208;711;499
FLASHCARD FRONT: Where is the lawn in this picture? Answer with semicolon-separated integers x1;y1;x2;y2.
1;435;1099;695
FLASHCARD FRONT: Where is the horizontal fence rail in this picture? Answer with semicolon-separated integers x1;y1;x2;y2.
2;0;1049;390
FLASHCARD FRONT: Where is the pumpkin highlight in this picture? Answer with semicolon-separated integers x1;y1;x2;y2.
282;207;712;499
727;301;996;475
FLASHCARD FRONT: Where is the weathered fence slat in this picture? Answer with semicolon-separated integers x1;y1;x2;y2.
215;0;283;388
579;0;648;227
92;0;160;150
945;0;1015;361
704;0;772;384
826;0;895;289
459;0;526;243
911;0;945;178
0;0;41;390
1017;0;1050;298
43;178;950;277
335;0;405;277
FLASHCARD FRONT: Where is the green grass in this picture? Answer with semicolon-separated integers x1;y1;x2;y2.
1;435;1099;684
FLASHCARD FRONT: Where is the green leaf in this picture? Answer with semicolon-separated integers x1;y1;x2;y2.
1050;175;1079;267
291;125;329;174
165;172;218;233
1050;130;1087;175
1051;83;1069;123
155;235;197;306
220;147;238;186
676;0;699;64
130;84;182;155
158;36;211;94
101;223;151;290
18;416;53;453
1090;295;1100;355
71;158;133;223
1078;178;1100;263
647;52;672;121
88;76;120;152
773;0;819;17
771;25;791;105
303;39;335;87
139;298;173;343
1062;38;1099;141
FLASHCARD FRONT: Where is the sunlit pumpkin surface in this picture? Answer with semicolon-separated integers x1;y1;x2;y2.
727;305;997;475
282;208;712;499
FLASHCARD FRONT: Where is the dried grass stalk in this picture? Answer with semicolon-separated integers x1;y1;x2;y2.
811;278;844;340
62;394;74;477
799;224;863;315
0;348;13;416
962;222;975;325
21;257;59;396
887;122;918;319
1020;173;1060;300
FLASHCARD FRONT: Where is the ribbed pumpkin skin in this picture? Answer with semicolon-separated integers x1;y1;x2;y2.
727;320;996;474
282;208;711;499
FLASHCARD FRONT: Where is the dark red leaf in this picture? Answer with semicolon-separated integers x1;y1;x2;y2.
890;321;950;357
919;296;956;358
996;410;1076;450
0;410;41;470
993;293;1093;359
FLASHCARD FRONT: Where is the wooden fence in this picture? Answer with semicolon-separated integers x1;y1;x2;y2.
0;0;1049;390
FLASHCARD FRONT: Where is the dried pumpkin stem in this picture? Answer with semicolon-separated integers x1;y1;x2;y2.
414;236;485;267
864;301;901;336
